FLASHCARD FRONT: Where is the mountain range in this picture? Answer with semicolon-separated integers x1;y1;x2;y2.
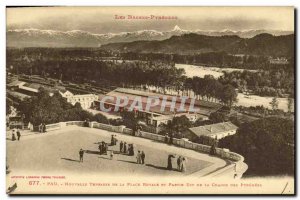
101;33;294;56
7;26;293;48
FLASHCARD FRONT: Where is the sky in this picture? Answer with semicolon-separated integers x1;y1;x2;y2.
6;7;294;33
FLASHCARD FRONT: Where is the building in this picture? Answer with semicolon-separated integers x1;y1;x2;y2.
7;79;98;110
186;122;238;145
269;57;289;65
93;88;222;130
60;90;98;109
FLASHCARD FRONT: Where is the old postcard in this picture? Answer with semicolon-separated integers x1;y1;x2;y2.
6;6;295;195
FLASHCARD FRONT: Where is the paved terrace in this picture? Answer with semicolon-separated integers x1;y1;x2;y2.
6;124;243;178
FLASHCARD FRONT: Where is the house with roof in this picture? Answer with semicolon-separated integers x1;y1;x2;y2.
186;122;238;145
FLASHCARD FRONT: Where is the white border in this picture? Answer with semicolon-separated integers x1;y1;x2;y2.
0;1;298;200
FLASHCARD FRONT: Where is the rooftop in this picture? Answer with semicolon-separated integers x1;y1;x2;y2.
97;88;222;116
189;122;238;137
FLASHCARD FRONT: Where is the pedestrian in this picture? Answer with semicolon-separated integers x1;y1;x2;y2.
169;133;173;144
98;143;102;154
177;156;182;171
123;142;127;154
114;135;118;145
141;151;145;164
120;141;123;153
39;123;43;133
210;143;216;155
110;150;114;160
165;133;169;144
103;142;108;154
11;132;16;141
131;144;135;156
79;148;84;162
167;154;175;170
42;123;46;133
16;129;21;141
136;151;141;164
181;157;187;172
111;135;115;146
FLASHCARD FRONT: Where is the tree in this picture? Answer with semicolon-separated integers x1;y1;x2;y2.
219;84;238;108
94;113;109;124
270;96;279;110
209;112;228;123
17;89;94;125
120;110;139;130
160;115;192;138
219;117;294;176
6;98;13;116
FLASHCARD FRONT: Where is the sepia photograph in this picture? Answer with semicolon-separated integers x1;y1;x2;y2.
5;6;295;195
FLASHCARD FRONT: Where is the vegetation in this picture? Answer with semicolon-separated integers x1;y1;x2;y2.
16;87;108;125
159;115;192;138
219;117;294;176
219;69;294;97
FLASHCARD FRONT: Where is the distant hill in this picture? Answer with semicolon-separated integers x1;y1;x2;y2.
7;26;293;49
101;33;294;56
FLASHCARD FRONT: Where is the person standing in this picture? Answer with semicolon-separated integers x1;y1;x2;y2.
165;133;169;144
167;154;175;170
110;150;114;160
141;151;145;164
39;123;43;133
123;142;127;154
136;151;141;164
177;156;182;171
111;135;114;146
120;141;123;153
210;143;216;155
98;143;102;155
104;142;108;154
169;133;173;144
16;129;21;141
181;157;187;172
114;135;118;145
42;123;46;133
79;148;84;162
11;132;16;141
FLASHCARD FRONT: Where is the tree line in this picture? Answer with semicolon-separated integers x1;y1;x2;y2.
8;57;238;108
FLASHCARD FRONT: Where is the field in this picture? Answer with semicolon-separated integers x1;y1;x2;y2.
175;64;291;111
7;126;227;177
175;64;258;79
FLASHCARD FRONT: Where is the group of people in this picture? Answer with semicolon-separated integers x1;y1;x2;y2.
39;123;46;133
98;141;108;155
11;129;21;141
110;135;118;146
136;150;146;164
167;154;187;172
119;141;135;156
78;134;189;173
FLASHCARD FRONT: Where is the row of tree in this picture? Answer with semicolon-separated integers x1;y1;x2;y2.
8;57;238;108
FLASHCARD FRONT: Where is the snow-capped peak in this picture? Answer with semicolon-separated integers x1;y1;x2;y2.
173;25;182;31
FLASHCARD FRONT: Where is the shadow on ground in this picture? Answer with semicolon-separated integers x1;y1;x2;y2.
61;158;79;162
117;159;137;164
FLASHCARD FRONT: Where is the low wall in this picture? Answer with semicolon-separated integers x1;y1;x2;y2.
39;120;247;177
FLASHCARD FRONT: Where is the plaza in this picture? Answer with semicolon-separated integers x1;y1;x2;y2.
7;125;229;177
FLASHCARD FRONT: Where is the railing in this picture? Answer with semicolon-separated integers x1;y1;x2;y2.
34;120;247;177
45;123;61;131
